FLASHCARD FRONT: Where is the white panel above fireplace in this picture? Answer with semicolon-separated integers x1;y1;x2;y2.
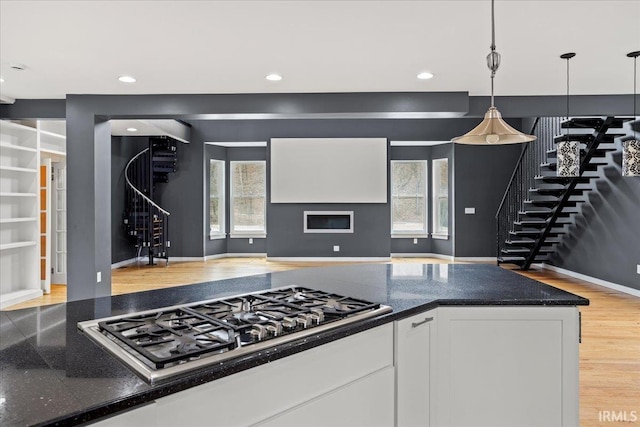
270;138;387;203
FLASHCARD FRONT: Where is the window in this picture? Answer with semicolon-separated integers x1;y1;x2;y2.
391;161;428;235
209;160;225;238
432;158;449;237
230;161;266;236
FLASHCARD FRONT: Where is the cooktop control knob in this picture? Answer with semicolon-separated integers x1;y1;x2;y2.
282;316;297;330
309;308;325;324
250;324;267;341
297;313;311;328
265;320;282;336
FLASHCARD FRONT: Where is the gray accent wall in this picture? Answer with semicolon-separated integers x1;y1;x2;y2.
454;144;524;257
547;123;640;290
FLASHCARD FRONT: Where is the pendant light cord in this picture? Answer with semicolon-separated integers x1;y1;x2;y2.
489;0;497;108
566;57;570;119
634;54;637;119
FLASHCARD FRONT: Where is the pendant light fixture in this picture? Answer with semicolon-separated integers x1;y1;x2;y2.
557;53;580;177
452;0;535;144
622;50;640;177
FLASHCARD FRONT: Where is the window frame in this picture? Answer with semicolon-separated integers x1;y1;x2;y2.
208;159;225;239
432;158;449;239
390;160;429;237
229;160;267;238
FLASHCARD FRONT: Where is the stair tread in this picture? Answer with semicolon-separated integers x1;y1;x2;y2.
502;248;555;254
561;117;630;129
505;239;561;245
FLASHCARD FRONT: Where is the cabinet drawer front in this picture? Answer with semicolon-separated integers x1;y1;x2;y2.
254;366;395;427
155;323;393;427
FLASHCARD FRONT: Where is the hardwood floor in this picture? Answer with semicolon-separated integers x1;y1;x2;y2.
4;257;639;426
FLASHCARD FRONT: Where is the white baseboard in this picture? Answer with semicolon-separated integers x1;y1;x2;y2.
111;258;138;269
391;253;454;260
542;263;640;298
267;257;391;262
227;253;267;258
454;257;497;262
204;253;267;261
112;256;204;268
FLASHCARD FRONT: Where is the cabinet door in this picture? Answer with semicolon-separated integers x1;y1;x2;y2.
433;306;579;427
396;309;436;427
254;366;395;427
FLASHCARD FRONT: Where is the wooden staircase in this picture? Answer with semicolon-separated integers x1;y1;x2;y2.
496;116;632;270
123;136;178;265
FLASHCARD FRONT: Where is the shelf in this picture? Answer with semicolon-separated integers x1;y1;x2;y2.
0;165;38;173
40;148;66;157
0;142;37;153
0;192;37;198
0;121;37;133
0;241;37;251
39;129;66;140
0;289;44;310
0;217;37;224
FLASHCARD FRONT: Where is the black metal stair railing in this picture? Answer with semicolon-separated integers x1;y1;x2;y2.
123;137;176;265
495;117;562;264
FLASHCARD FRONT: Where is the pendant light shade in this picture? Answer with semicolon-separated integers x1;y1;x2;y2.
452;107;535;144
557;52;580;177
622;50;640;177
452;0;535;145
557;140;580;177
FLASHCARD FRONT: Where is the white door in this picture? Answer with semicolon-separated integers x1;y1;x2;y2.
51;163;67;284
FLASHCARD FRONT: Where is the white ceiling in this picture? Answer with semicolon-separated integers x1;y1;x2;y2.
1;0;639;100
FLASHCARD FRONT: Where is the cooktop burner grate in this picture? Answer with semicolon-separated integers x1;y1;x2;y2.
78;286;392;383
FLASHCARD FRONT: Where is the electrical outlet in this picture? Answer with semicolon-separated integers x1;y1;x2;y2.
413;238;418;244
248;238;253;244
96;271;102;283
333;245;340;252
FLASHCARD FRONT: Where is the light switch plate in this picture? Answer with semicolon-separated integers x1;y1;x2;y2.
413;238;418;244
333;245;340;252
96;272;102;283
637;264;640;275
465;207;476;214
249;238;253;244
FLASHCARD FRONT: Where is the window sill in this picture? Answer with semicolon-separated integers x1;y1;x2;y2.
431;233;449;240
391;234;430;239
209;234;227;241
230;233;267;239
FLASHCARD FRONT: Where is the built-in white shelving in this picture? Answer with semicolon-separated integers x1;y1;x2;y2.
0;241;37;251
1;119;66;309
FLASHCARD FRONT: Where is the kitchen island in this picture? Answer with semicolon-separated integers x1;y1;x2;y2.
0;264;588;427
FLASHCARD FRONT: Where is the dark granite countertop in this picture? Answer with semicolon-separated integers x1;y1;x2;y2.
0;264;588;426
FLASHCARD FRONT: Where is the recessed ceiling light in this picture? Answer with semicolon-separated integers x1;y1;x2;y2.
126;127;138;132
266;74;282;81
417;72;434;80
118;75;137;83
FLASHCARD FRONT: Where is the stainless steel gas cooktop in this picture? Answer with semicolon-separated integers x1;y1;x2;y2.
77;286;392;384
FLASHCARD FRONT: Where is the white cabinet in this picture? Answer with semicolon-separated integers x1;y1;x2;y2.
395;309;436;427
432;306;579;427
0;119;66;309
